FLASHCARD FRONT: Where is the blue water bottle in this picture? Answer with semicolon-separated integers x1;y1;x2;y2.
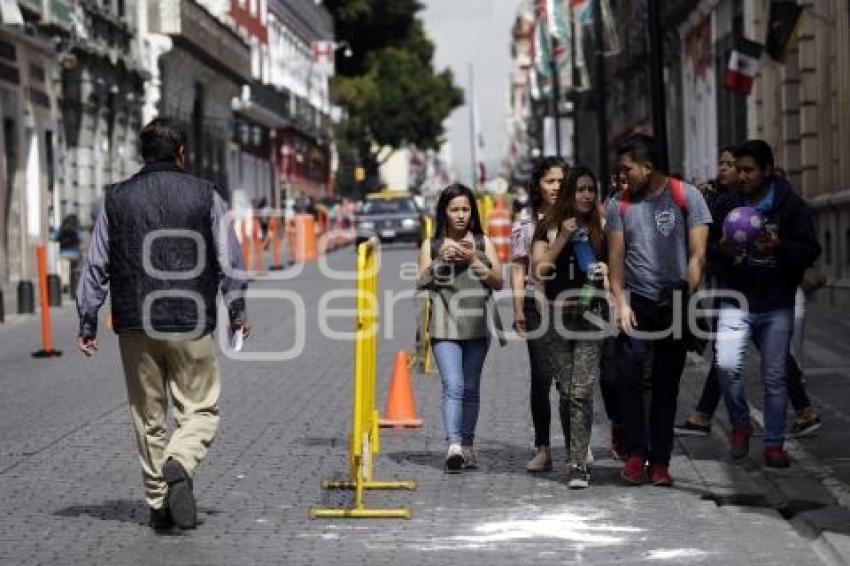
572;228;598;309
572;227;597;274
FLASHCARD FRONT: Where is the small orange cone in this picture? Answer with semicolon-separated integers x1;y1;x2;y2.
379;351;423;428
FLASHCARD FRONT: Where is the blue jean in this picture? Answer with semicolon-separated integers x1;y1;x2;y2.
432;338;490;445
715;305;793;448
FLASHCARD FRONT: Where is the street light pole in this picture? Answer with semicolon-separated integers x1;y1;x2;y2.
549;37;562;157
468;63;479;188
647;0;669;172
593;0;609;188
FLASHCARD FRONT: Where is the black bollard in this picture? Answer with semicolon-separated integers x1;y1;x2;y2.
47;274;62;307
0;287;4;323
17;280;35;314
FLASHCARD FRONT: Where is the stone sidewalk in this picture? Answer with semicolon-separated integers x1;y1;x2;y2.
0;246;838;565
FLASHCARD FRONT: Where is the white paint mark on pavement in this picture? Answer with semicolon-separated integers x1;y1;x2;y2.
400;508;642;551
645;548;709;560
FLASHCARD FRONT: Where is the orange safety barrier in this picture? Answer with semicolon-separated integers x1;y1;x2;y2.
268;216;283;269
252;217;265;273
291;214;318;263
487;203;511;263
32;242;62;358
240;216;252;274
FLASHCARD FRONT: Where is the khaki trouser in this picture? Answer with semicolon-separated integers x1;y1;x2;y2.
118;332;221;509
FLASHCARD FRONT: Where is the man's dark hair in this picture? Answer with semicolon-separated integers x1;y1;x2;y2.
140;118;187;164
617;133;663;172
733;139;774;171
719;144;737;156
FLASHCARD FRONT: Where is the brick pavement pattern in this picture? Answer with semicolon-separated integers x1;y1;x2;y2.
0;247;830;565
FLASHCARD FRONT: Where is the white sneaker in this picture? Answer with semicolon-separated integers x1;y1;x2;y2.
445;444;463;473
461;446;478;469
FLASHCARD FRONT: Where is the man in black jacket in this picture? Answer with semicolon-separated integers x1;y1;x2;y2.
76;118;250;530
711;139;820;468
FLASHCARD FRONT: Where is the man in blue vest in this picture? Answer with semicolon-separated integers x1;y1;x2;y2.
76;118;250;530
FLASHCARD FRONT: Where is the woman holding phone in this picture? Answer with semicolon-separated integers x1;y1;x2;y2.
417;183;503;472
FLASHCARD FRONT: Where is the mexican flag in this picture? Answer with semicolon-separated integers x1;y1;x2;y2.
723;38;763;95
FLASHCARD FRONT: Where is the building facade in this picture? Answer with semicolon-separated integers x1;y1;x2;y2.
144;0;252;200
504;5;536;187
0;1;65;287
268;0;334;200
58;0;147;231
673;0;850;298
0;0;339;301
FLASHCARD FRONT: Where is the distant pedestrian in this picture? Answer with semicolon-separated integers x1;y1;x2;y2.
509;156;566;473
56;214;83;261
530;166;609;489
711;140;821;468
606;134;712;486
76;118;251;530
417;183;503;473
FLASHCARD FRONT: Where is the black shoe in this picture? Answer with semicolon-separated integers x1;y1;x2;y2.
444;446;463;474
674;419;711;436
567;465;590;489
149;506;175;530
163;458;197;529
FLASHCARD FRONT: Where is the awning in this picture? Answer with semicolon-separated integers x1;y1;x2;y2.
0;0;24;26
231;84;290;129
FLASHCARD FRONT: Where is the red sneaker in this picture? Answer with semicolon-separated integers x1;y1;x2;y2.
648;464;673;486
621;455;646;485
764;447;790;468
729;422;753;460
611;424;626;460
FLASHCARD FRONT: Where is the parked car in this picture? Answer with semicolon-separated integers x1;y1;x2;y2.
356;192;422;245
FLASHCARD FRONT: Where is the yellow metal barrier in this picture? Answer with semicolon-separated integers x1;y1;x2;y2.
477;194;494;233
410;215;436;374
311;238;417;519
410;216;431;374
421;215;434;242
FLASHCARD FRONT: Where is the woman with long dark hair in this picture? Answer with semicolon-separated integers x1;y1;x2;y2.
417;183;503;472
530;166;608;488
510;156;567;472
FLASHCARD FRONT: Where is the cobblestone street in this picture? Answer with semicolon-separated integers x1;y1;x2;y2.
0;247;846;565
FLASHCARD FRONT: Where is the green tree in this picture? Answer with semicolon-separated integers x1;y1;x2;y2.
324;0;463;194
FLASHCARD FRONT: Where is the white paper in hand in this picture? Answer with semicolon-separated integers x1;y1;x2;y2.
228;327;244;352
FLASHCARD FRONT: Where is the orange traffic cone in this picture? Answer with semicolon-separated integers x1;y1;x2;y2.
379;351;423;428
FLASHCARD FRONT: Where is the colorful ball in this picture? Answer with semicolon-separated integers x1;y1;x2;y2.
722;206;764;246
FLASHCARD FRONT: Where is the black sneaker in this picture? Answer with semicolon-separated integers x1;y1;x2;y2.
148;506;174;531
788;416;822;438
674;419;711;436
163;458;197;529
567;465;590;489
